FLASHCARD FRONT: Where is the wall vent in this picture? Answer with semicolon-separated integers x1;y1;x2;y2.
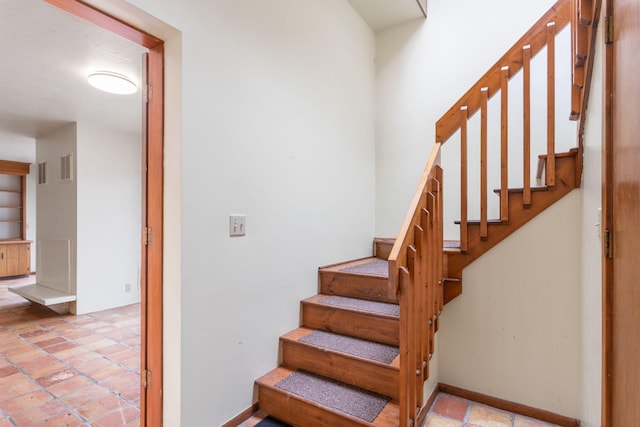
60;153;73;182
38;162;47;185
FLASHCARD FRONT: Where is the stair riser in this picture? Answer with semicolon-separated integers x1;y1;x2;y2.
301;303;399;347
319;272;397;304
373;238;395;260
281;339;399;400
258;385;372;427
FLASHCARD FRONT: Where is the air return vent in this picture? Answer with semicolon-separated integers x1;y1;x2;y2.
38;162;47;185
60;153;73;182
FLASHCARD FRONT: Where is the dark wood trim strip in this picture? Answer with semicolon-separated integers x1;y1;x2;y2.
438;383;580;427
44;0;162;48
601;0;613;425
220;403;260;427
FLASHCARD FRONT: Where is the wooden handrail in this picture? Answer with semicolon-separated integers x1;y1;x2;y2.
388;143;442;294
435;0;570;144
389;143;443;427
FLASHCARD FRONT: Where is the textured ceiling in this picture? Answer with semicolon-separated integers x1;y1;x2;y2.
0;0;146;139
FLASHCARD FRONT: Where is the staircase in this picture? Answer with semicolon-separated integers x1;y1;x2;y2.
250;0;599;425
256;248;401;426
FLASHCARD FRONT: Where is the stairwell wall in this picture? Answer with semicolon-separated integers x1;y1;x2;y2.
114;0;377;425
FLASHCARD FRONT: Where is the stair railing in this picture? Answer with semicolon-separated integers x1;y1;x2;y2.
388;143;443;427
389;0;601;425
388;1;583;426
436;0;570;251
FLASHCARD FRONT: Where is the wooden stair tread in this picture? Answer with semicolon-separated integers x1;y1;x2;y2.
318;259;396;304
538;147;578;159
319;257;388;276
454;219;505;225
281;327;400;399
282;327;400;367
492;186;548;194
303;295;399;319
302;295;399;346
257;366;400;427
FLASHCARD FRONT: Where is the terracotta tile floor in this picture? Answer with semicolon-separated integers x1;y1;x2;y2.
425;393;562;427
0;276;140;427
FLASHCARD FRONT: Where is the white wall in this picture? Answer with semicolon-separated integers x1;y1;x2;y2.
0;132;36;268
438;191;583;417
578;13;603;427
121;0;376;425
76;122;142;314
36;123;78;296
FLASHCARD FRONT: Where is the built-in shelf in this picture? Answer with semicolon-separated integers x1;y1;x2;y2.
0;160;31;278
8;284;76;306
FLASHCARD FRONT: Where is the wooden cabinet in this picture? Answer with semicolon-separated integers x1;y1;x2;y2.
0;160;31;278
0;241;30;277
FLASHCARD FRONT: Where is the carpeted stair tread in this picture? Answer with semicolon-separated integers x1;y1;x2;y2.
254;416;291;427
275;370;390;423
321;295;400;317
338;258;389;277
298;329;399;364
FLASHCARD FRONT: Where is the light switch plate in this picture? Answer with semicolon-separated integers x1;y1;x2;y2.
229;215;246;237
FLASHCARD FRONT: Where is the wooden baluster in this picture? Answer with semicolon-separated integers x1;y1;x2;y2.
420;207;431;381
435;166;444;315
546;22;556;186
480;87;489;239
523;45;532;205
406;248;418;423
500;66;509;222
426;192;438;333
399;266;410;427
460;106;468;251
413;223;424;408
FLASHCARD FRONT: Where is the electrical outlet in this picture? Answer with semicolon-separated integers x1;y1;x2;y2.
125;283;131;292
229;214;246;236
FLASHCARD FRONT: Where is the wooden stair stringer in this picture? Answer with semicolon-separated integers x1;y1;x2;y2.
445;152;578;303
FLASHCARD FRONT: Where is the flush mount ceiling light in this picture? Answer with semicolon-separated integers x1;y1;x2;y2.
87;71;137;95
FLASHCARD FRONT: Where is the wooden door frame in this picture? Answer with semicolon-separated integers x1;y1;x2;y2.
43;1;165;425
601;0;613;425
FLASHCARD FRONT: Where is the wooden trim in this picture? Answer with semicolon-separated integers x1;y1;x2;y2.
145;43;165;427
0;160;30;176
45;2;165;426
459;107;468;252
500;67;509;222
439;384;580;427
523;45;532;206
546;22;557;187
480;88;488;239
44;0;162;48
601;0;613;424
220;403;260;427
420;384;440;426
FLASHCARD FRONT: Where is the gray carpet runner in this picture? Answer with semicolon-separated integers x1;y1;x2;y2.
322;295;400;317
299;330;399;364
275;370;389;422
338;258;389;277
